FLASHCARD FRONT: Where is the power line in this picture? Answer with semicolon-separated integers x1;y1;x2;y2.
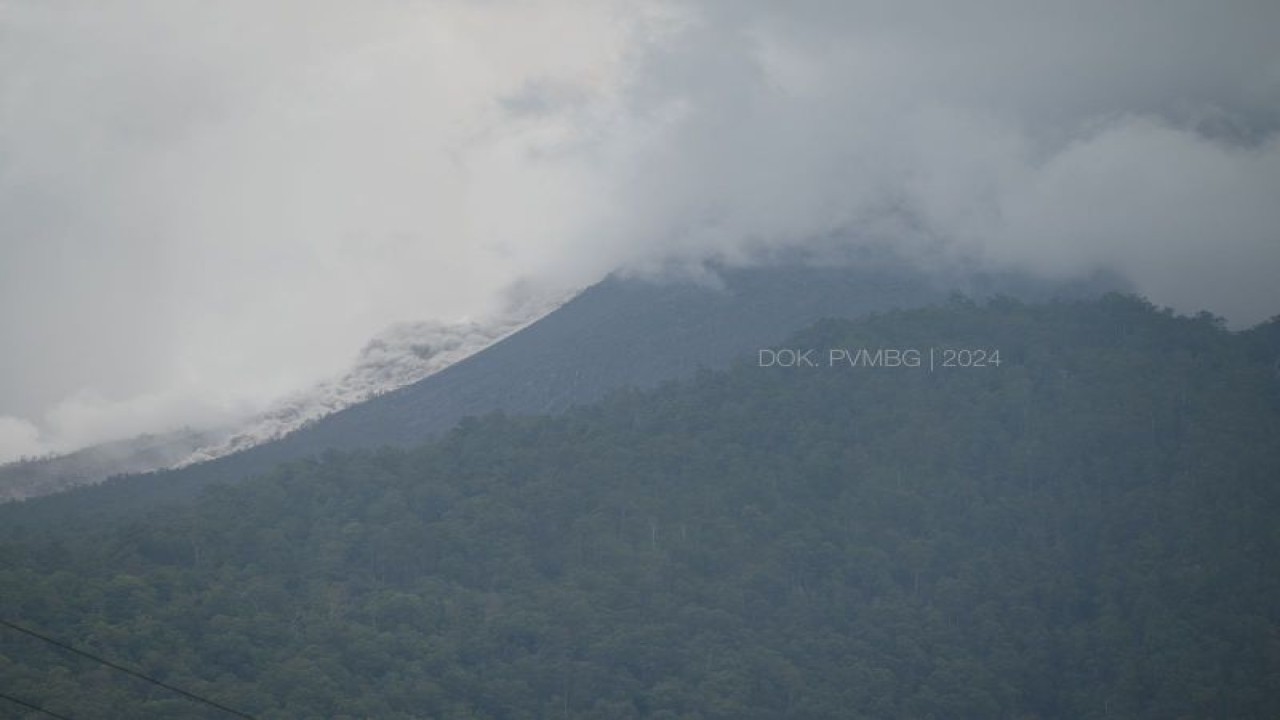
0;691;80;720
0;618;259;720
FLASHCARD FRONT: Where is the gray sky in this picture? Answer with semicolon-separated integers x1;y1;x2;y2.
2;0;1278;461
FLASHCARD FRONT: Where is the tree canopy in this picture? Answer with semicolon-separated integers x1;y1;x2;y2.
3;294;1278;719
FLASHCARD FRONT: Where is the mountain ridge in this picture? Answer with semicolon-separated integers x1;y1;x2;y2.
0;261;1121;532
0;290;571;502
3;294;1276;718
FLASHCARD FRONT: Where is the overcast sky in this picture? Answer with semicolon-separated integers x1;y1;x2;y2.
2;0;1278;462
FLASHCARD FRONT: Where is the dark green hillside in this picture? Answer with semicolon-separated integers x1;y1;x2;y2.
3;295;1277;719
0;262;1118;532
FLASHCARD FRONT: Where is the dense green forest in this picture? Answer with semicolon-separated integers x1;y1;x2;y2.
3;295;1278;719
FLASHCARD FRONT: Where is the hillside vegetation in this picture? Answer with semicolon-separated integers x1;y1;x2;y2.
0;263;1116;529
2;295;1278;719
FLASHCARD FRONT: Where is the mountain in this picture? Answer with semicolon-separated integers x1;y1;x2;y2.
3;295;1276;718
0;291;570;502
221;261;1130;459
0;428;217;503
175;289;572;468
0;261;1121;531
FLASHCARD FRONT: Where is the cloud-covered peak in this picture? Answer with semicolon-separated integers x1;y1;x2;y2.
2;0;1277;460
176;288;573;467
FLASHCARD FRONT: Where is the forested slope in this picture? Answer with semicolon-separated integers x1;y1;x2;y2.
2;295;1277;719
0;262;1116;536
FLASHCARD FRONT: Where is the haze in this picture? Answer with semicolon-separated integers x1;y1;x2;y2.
1;0;1277;462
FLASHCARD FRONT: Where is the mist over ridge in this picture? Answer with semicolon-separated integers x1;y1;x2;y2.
1;0;1277;461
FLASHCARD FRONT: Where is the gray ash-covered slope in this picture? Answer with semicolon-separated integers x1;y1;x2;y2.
0;295;568;502
0;262;1118;530
0;428;216;503
286;265;939;452
264;263;1117;455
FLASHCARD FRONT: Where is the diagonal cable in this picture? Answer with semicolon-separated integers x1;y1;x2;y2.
1;618;258;720
0;690;81;720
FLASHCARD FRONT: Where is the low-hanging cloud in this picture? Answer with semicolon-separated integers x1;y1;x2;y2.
1;0;1277;461
568;0;1280;295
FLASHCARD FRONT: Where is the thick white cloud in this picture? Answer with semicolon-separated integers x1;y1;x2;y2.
537;0;1280;300
0;0;643;457
0;417;43;462
1;0;1278;461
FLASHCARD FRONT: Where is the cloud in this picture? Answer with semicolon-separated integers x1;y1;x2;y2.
568;0;1280;299
0;0;643;458
0;387;250;464
1;0;1278;460
0;417;44;463
988;117;1280;323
